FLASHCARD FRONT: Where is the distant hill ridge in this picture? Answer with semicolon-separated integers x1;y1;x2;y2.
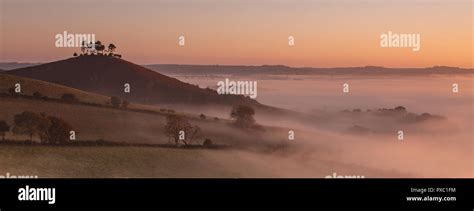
0;62;43;70
3;62;470;75
145;64;473;75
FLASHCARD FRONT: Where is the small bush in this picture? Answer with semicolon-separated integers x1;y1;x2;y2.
121;100;129;109
110;96;121;108
202;139;213;147
199;114;206;119
0;120;10;141
61;93;79;103
8;87;19;96
32;92;43;98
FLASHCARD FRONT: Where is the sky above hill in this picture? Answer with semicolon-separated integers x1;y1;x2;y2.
0;0;472;68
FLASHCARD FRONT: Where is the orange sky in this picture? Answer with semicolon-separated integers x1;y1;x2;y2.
0;0;472;68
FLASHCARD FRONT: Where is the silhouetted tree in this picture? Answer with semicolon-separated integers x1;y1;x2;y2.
46;116;73;144
230;105;255;128
395;106;407;111
61;93;79;103
88;41;95;54
110;96;121;108
108;43;117;54
32;92;42;98
0;120;10;141
80;41;87;55
163;114;202;146
12;111;51;142
121;100;129;108
202;138;213;147
95;41;105;55
199;114;206;119
8;87;16;95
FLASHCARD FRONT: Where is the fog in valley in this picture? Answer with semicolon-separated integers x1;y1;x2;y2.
162;74;473;178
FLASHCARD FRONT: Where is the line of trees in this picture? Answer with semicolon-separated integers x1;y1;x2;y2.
74;41;121;58
0;111;73;144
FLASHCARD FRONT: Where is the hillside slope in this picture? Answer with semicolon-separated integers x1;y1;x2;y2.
0;72;109;104
7;56;260;106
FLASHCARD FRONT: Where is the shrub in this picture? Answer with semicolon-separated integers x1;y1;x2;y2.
46;116;73;144
8;87;18;96
394;106;407;112
121;100;129;108
61;93;79;103
32;92;42;98
0;120;10;141
110;96;121;108
202;139;213;147
230;105;256;128
199;114;206;119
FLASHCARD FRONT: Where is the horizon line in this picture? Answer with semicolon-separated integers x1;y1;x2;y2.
0;57;473;70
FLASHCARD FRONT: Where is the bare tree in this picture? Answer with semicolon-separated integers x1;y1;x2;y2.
164;114;201;146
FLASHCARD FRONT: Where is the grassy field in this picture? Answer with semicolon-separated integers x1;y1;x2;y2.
0;144;403;178
0;145;249;178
